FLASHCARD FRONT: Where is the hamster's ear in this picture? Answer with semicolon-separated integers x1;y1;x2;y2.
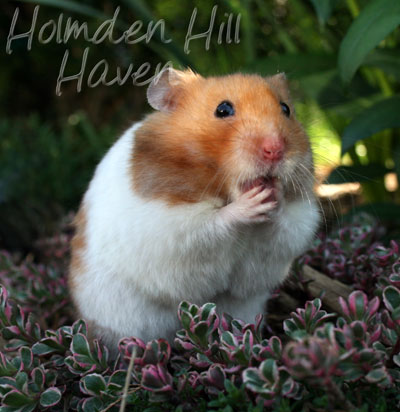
266;72;291;102
147;68;197;112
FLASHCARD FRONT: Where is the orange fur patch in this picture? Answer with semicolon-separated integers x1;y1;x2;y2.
68;205;87;302
132;73;311;205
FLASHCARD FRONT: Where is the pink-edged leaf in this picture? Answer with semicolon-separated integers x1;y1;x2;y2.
348;291;368;319
370;325;382;343
31;368;45;390
221;331;238;349
3;389;35;407
338;296;350;318
39;387;62;408
269;336;282;359
141;364;173;392
368;296;380;318
383;286;400;313
206;364;226;388
221;313;233;331
19;347;33;371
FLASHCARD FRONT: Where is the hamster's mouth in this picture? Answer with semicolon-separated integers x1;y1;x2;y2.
240;175;278;201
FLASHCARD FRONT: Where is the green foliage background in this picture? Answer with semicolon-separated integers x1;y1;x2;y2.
0;0;399;250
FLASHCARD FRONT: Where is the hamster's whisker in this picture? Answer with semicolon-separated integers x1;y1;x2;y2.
200;167;226;202
296;163;333;233
212;168;231;200
288;174;298;198
292;171;312;208
299;162;342;229
290;173;305;204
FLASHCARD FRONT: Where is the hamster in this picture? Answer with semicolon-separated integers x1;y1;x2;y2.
69;68;320;350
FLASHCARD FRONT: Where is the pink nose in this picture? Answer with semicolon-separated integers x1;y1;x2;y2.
262;138;285;162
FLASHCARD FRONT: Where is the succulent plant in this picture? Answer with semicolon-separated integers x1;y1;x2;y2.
0;214;399;411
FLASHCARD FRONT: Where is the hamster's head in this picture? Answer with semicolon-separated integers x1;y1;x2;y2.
133;68;314;205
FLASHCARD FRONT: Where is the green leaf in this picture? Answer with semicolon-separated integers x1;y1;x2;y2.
3;390;35;407
338;0;400;83
193;322;209;346
242;368;263;387
221;331;237;348
260;359;278;383
393;354;400;367
81;397;103;411
251;54;336;79
269;337;282;358
108;370;126;389
394;140;400;187
71;333;91;357
365;367;389;384
200;303;216;321
15;372;28;392
383;286;400;312
309;0;338;26
326;164;390;184
364;49;400;80
19;0;108;20
341;96;400;155
31;368;45;392
39;387;62;408
19;348;33;370
18;0;192;67
82;374;107;396
345;203;400;221
32;341;63;356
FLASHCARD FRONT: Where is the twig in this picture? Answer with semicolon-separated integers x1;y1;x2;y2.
99;347;138;412
301;265;352;313
119;347;137;412
100;387;140;412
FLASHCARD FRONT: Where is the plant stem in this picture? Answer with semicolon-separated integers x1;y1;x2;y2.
119;347;137;412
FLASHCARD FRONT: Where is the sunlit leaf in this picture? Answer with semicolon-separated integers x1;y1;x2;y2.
341;96;400;155
338;0;400;82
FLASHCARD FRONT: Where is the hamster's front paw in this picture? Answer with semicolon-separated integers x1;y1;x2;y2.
219;186;278;225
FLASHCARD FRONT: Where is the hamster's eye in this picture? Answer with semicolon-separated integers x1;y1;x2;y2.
215;101;235;118
280;102;290;117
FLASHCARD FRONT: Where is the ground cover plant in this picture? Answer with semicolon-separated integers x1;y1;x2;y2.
0;213;399;411
1;0;399;411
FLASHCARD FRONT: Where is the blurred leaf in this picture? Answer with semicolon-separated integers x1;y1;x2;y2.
251;54;336;78
297;69;378;108
394;139;400;187
18;0;192;67
383;286;400;312
18;0;108;19
39;387;62;408
326;164;391;184
120;0;192;67
338;0;400;83
82;374;107;396
309;0;338;26
346;203;400;221
364;49;400;81
341;96;400;154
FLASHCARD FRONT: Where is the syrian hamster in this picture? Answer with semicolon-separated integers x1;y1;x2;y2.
69;68;320;350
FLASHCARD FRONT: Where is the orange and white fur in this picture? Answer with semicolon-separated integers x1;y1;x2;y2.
69;69;320;349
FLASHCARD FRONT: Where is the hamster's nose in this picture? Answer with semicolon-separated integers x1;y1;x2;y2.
262;137;285;162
